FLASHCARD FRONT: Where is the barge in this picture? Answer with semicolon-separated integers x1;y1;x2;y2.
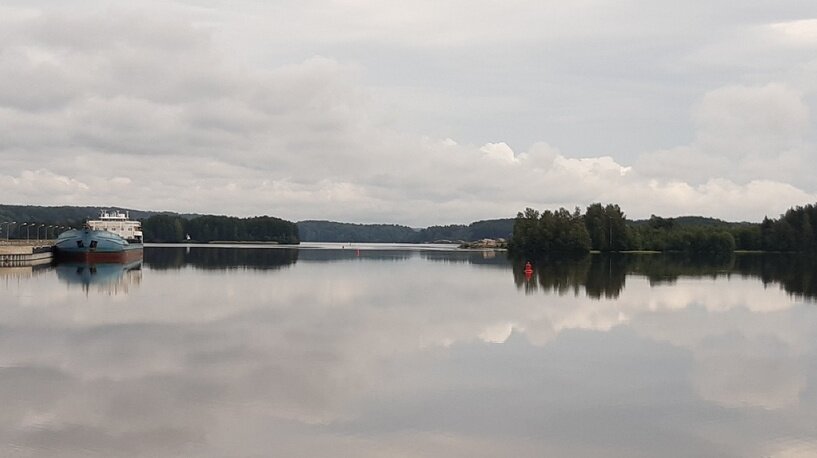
54;210;143;262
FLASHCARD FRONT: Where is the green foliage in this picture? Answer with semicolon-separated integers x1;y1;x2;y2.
676;230;735;255
730;225;762;250
760;204;817;252
0;204;201;239
510;207;591;255
583;203;636;251
297;221;417;243
416;224;469;242
0;205;126;238
515;203;745;257
631;215;732;228
0;204;197;226
4;202;817;253
142;215;183;243
466;218;514;240
143;214;299;243
296;218;514;243
636;225;735;255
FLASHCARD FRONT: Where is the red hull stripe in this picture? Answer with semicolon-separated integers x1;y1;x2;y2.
56;248;144;263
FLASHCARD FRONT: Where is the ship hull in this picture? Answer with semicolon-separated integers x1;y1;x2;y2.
54;229;143;262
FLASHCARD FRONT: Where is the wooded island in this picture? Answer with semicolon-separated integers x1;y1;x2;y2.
509;203;817;256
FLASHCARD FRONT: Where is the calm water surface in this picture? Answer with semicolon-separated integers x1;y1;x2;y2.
1;244;816;457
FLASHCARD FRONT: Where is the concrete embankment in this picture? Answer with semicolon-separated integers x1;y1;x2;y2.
0;241;55;266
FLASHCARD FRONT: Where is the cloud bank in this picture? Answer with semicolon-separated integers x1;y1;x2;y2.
0;3;816;225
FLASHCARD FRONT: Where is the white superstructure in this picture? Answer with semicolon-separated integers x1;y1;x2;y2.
87;210;143;243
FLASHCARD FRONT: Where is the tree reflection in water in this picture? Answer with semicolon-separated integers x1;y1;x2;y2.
145;246;817;301
145;246;300;271
512;253;817;301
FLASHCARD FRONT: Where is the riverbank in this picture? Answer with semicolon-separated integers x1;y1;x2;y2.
0;241;54;266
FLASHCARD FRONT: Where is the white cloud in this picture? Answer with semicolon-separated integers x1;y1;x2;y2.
0;3;815;225
770;19;817;47
479;142;517;163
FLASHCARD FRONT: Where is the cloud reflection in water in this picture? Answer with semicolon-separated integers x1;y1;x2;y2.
0;247;814;457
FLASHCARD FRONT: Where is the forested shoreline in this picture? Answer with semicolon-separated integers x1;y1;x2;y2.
510;203;817;256
0;205;299;244
296;219;514;243
143;214;300;244
2;203;816;251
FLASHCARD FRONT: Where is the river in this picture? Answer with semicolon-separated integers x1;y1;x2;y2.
1;244;815;457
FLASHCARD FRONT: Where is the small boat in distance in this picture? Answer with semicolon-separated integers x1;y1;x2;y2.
54;210;144;262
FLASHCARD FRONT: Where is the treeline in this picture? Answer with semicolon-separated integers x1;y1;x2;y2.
511;202;817;257
5;203;815;251
0;204;201;239
143;215;299;244
0;204;172;238
420;219;514;242
509;207;591;255
297;221;416;243
0;204;196;226
1;204;515;243
759;204;817;252
296;218;514;243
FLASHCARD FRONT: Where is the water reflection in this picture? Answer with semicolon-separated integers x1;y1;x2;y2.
0;247;816;456
514;253;817;301
298;248;411;263
145;246;299;270
0;263;52;280
734;254;817;301
71;247;817;302
144;245;482;267
421;249;509;267
143;246;817;303
55;260;143;294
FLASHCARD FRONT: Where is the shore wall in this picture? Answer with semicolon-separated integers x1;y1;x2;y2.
0;241;55;266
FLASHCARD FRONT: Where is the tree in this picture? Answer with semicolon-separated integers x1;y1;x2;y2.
583;203;634;251
511;207;590;256
584;203;609;251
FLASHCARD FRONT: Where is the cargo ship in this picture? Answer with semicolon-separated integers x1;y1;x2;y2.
54;210;143;262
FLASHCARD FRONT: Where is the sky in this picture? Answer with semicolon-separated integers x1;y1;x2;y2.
1;0;816;226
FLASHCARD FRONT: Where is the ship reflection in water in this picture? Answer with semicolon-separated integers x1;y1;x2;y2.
55;260;143;294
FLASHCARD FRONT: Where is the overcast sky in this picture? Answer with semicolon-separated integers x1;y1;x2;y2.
1;0;816;225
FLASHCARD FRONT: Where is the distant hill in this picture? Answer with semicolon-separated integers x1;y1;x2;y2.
630;215;754;228
417;218;514;242
0;204;297;243
297;218;514;243
0;204;199;227
297;220;419;243
464;218;514;239
0;205;511;243
143;214;299;244
5;203;767;245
